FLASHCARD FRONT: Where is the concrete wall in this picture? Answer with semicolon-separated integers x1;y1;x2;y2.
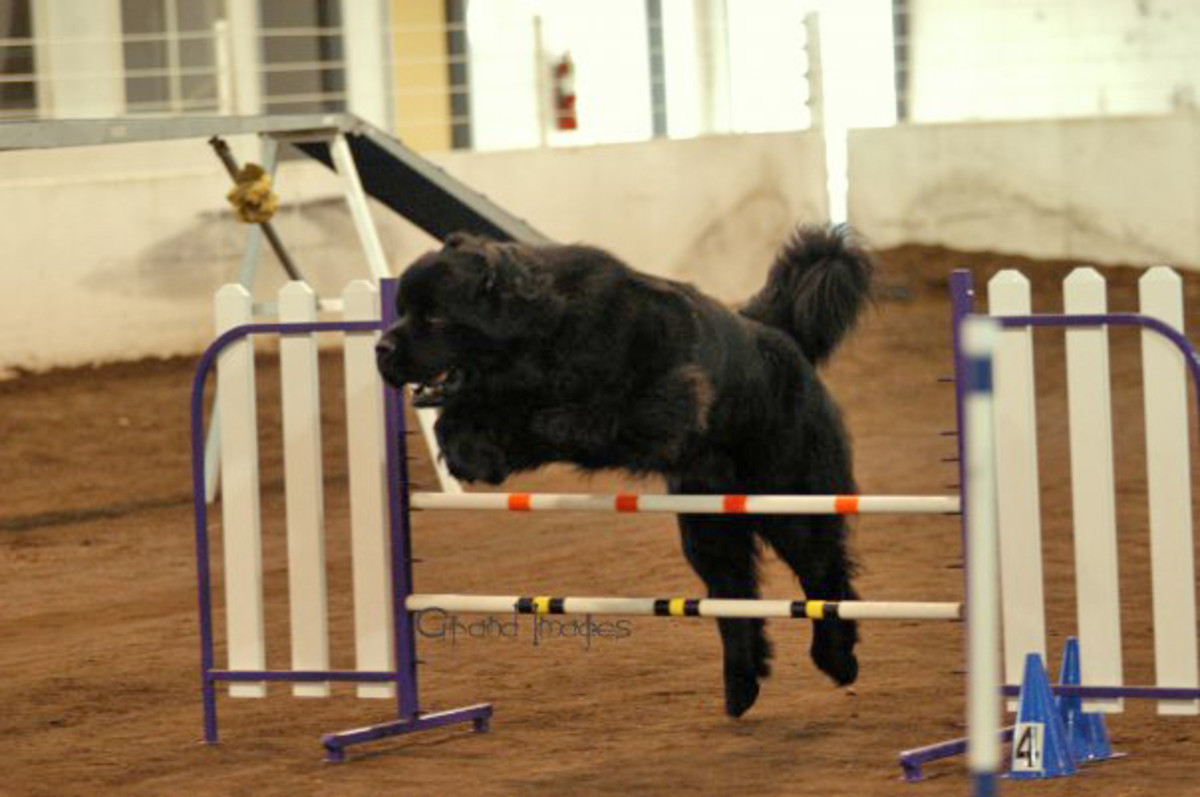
0;130;827;375
906;0;1200;121
848;114;1200;268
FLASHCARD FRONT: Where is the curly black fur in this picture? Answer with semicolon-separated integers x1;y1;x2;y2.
377;226;875;717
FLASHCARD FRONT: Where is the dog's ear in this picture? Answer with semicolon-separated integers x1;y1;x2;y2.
443;231;480;251
480;243;567;339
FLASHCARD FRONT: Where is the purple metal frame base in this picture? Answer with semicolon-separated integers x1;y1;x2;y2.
322;703;494;763
900;726;1015;782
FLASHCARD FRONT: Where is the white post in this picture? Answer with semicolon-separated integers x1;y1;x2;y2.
330;134;391;282
1139;267;1200;716
1063;268;1123;713
214;19;235;116
32;0;125;118
694;0;731;134
342;281;396;698
340;0;391;130
988;270;1047;709
278;282;330;697
803;11;824;130
224;0;263;115
963;317;1002;797
533;15;550;147
215;285;266;697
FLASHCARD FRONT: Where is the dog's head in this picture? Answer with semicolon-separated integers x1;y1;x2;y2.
375;232;564;393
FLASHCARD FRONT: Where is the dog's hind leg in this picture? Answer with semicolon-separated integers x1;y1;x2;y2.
678;515;772;718
759;516;859;687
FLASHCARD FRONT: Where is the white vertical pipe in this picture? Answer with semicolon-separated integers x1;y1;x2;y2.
963;317;1002;793
163;0;184;115
224;0;263;115
343;281;396;698
533;15;550;147
988;270;1047;710
215;284;266;697
803;11;824;130
1063;267;1124;713
214;19;234;116
32;0;126;118
340;0;391;130
1139;266;1200;716
330;134;391;282
278;282;330;697
694;0;731;134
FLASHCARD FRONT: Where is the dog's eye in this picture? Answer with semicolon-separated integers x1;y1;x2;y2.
424;316;448;329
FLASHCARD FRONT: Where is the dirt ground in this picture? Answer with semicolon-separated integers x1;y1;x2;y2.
3;245;1200;797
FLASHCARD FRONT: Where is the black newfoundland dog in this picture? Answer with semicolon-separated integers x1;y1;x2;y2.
376;227;874;718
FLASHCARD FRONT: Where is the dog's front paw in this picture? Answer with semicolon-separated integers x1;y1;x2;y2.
811;619;859;686
723;664;762;718
443;438;509;484
438;428;510;485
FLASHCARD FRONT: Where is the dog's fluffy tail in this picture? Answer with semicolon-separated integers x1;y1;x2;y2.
740;225;874;366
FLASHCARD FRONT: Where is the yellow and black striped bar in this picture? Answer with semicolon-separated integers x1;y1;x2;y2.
408;594;962;621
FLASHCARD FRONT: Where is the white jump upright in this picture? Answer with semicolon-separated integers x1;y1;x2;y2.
213;281;412;700
962;317;1003;797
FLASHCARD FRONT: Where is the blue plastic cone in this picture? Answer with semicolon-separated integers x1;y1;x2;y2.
1008;653;1077;779
1057;636;1115;764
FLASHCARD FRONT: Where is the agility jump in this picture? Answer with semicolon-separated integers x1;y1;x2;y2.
191;264;1200;791
190;278;999;769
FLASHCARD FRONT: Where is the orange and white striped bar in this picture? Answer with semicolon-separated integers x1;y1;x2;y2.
409;492;960;515
406;594;963;621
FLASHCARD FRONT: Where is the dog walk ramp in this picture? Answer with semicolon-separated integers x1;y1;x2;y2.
292;120;551;245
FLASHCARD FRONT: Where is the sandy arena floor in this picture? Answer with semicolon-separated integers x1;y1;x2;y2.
3;245;1200;797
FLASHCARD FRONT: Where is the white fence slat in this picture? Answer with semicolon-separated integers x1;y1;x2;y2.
278;282;330;697
215;285;266;697
987;271;1047;710
1063;268;1124;713
342;281;396;698
1139;267;1200;716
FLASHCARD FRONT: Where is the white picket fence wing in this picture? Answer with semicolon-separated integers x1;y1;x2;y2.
209;269;1200;714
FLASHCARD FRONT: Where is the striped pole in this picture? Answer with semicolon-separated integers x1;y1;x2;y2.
406;594;962;621
410;492;960;515
963;317;1002;797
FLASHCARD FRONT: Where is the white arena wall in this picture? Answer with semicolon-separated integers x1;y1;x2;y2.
848;114;1200;270
0;131;827;376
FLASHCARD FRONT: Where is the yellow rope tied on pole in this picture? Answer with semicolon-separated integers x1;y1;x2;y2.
225;163;279;223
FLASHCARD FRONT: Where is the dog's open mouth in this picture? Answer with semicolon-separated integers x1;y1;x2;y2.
411;369;462;408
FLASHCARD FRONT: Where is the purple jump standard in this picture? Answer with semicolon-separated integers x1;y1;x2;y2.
190;279;491;762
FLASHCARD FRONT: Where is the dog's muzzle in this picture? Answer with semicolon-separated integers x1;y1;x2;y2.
375;336;458;408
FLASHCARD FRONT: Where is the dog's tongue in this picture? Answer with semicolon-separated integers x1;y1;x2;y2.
411;371;453;408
